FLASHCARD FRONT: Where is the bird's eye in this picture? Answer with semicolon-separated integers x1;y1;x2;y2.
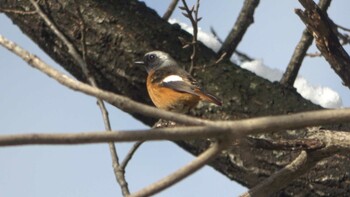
148;54;156;62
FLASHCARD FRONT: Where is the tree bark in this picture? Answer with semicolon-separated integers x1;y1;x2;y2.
1;0;350;195
296;0;350;89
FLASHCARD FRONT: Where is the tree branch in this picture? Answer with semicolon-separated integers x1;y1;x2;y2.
240;151;308;197
0;34;209;126
217;0;260;59
1;111;350;148
296;0;350;89
120;141;144;170
29;0;130;194
210;26;253;62
3;33;350;141
280;0;331;87
129;140;228;197
180;0;201;74
162;0;179;21
3;0;350;194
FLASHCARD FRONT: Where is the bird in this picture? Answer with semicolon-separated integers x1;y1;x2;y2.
136;51;222;113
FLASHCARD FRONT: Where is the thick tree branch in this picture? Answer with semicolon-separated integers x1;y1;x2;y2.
162;0;179;21
2;110;350;147
242;128;350;196
280;0;331;87
210;26;252;62
217;0;260;59
240;151;308;197
296;0;350;88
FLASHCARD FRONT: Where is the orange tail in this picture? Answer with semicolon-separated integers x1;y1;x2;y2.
195;89;222;106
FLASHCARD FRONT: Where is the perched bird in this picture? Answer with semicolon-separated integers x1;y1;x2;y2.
136;51;221;112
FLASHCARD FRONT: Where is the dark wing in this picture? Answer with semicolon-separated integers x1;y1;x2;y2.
155;65;222;106
161;80;198;95
161;76;222;106
158;65;201;94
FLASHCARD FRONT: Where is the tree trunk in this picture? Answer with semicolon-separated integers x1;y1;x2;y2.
1;0;350;195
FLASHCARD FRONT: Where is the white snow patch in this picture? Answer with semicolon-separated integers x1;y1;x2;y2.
294;78;342;108
168;19;343;108
241;60;342;108
169;19;221;52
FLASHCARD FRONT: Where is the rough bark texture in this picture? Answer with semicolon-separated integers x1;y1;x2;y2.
296;0;350;89
2;0;350;196
280;0;331;87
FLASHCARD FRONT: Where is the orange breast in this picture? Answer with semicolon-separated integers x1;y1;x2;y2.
147;75;199;112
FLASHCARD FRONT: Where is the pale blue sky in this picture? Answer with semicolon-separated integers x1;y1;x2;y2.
1;1;349;197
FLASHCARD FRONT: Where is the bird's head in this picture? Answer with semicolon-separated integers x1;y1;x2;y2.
135;51;176;73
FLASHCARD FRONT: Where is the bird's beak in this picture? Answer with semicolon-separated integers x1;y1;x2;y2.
135;61;150;73
134;61;145;65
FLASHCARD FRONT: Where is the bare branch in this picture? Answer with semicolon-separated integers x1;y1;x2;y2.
280;0;331;87
129;140;229;197
4;32;350;139
0;126;212;146
240;151;308;197
120;141;144;170
0;8;36;15
163;0;179;21
0;34;209;126
249;137;324;151
210;26;253;62
31;0;127;194
217;0;260;60
180;0;200;74
296;0;350;88
1;107;350;148
4;33;350;196
336;23;350;32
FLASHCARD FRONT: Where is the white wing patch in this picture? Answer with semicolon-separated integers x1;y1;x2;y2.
162;75;183;83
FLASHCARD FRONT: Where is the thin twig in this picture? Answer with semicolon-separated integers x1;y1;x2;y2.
162;0;179;21
76;2;131;195
335;23;350;32
217;0;260;60
30;0;129;195
180;0;201;74
120;141;144;170
129;140;228;197
0;8;36;15
240;151;308;197
280;0;331;87
77;4;130;195
333;24;350;46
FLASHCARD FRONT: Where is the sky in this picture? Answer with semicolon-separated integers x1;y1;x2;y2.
0;1;350;197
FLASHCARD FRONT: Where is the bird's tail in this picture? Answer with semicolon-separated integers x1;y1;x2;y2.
195;89;222;106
